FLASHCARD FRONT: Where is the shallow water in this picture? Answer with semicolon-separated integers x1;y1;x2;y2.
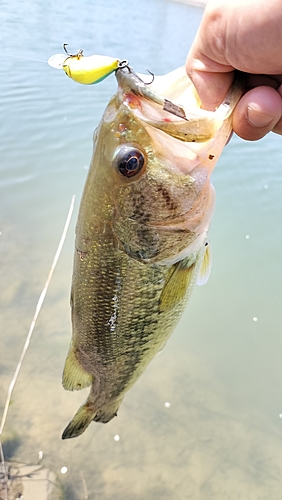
1;0;282;498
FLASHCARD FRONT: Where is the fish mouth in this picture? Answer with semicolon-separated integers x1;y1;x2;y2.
116;65;189;119
115;65;242;143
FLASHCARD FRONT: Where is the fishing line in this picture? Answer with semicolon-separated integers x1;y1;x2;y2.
2;53;47;64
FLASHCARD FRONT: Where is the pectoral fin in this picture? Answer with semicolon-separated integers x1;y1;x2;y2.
62;347;92;391
197;242;212;286
159;260;197;312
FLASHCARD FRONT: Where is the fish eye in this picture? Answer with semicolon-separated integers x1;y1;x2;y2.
115;146;145;178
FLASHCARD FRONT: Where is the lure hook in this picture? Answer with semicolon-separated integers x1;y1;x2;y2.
63;43;83;58
132;68;155;85
117;62;155;85
144;69;155;85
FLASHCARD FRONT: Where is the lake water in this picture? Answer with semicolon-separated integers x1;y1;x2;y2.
1;0;282;498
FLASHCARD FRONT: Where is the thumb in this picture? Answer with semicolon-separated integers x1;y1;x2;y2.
186;53;235;110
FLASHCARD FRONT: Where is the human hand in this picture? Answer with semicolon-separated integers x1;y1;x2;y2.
186;0;282;140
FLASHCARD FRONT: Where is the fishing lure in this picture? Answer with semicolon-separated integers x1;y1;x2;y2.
48;44;126;85
48;45;188;120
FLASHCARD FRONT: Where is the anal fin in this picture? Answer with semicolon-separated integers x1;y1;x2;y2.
62;347;92;391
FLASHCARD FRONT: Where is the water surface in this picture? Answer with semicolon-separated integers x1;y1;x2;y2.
1;1;282;498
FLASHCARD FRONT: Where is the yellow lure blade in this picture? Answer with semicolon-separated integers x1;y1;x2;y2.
62;54;120;84
48;49;120;85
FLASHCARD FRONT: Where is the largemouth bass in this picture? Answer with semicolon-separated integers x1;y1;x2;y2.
62;65;241;439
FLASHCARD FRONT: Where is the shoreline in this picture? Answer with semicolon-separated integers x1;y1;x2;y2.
172;0;207;6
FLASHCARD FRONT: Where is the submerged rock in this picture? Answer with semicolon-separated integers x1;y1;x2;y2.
0;461;64;500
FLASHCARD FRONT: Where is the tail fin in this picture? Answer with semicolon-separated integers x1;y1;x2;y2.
62;397;123;439
62;401;95;439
